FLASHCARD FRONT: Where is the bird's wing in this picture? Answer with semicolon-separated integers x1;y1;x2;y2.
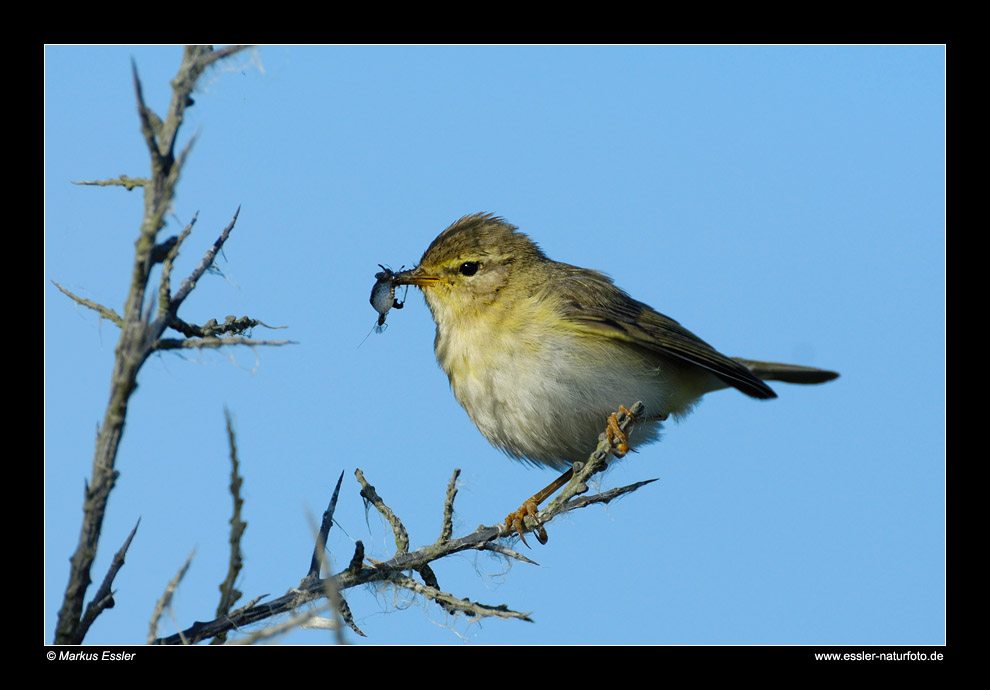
550;267;777;399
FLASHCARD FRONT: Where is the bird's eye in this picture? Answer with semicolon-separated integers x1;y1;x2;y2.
458;261;481;276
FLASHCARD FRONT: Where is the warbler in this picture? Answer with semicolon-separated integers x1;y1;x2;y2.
391;213;838;475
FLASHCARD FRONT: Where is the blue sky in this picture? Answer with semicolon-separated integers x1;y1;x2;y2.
44;45;945;646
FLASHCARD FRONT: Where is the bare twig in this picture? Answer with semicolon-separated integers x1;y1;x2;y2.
51;282;124;326
72;175;147;190
356;469;409;556
214;408;247;641
168;208;240;312
76;520;140;641
153;403;653;644
53;45;279;645
168;315;287;339
147;549;196;645
155;336;294;351
439;468;460;544
307;470;346;580
157;215;197;311
226;604;335;645
388;573;533;622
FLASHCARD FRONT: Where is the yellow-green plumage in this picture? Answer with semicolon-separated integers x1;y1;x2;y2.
394;213;838;470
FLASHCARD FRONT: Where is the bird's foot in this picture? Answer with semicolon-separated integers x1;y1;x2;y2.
504;499;548;548
606;405;635;457
503;467;574;547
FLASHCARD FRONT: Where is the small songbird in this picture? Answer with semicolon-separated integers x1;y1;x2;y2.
390;213;838;542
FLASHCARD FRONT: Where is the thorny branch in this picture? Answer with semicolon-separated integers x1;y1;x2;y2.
211;408;248;644
53;46;288;645
153;403;654;644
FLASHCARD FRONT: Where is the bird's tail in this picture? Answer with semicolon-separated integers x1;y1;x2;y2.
732;358;840;386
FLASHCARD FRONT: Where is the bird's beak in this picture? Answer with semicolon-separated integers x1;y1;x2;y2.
393;266;444;288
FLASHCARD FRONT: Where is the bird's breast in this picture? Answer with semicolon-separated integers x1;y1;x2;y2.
432;305;679;468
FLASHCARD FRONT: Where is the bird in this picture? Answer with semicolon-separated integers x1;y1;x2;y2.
388;213;838;544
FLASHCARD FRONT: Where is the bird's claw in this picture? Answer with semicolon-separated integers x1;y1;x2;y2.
606;405;634;457
505;499;548;547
